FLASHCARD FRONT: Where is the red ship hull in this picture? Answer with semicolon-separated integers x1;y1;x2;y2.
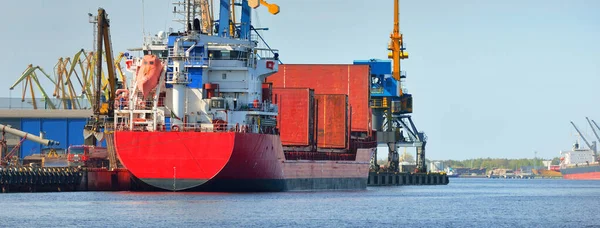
560;165;600;180
562;172;600;180
114;131;374;191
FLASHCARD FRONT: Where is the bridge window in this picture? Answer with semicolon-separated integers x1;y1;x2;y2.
208;50;248;60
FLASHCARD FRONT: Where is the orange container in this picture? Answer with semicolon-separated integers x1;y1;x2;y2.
267;64;371;134
272;88;315;147
315;94;348;149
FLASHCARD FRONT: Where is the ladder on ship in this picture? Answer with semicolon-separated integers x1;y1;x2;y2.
105;132;119;170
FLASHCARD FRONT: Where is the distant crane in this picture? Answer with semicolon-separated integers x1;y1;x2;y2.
9;65;57;109
586;117;600;142
9;49;125;110
570;121;597;155
591;119;600;134
585;117;600;158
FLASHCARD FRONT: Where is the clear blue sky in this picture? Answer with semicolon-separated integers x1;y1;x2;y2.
0;0;599;160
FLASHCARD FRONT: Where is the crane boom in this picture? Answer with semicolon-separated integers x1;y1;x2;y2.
586;117;600;144
94;8;117;116
591;119;600;135
85;8;116;147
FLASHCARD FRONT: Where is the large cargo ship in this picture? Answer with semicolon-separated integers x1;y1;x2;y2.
112;0;375;191
559;142;600;180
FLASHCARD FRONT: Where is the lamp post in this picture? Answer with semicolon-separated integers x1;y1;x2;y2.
534;151;538;170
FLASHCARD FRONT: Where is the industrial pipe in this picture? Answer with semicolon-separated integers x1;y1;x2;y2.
0;123;59;146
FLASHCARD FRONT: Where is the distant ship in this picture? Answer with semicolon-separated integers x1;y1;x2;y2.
559;142;600;180
446;167;459;178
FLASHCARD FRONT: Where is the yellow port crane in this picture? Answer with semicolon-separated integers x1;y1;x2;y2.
370;0;425;173
9;65;57;109
114;52;128;89
388;0;409;95
9;49;125;110
53;49;89;110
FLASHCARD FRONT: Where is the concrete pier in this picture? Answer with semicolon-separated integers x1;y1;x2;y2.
0;167;131;193
367;172;449;186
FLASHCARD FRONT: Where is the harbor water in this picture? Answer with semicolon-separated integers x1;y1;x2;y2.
1;178;599;227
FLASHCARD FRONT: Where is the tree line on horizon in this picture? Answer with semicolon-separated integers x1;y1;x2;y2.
437;157;562;170
374;153;562;171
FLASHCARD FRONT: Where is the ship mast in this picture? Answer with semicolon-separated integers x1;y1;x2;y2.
169;0;196;129
173;0;209;33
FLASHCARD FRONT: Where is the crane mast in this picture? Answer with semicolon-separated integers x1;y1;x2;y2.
94;8;117;117
173;0;279;37
85;8;117;147
389;0;408;94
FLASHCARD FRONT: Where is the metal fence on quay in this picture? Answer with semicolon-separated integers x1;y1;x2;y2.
0;97;93;110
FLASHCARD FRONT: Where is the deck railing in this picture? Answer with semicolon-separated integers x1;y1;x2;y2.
114;121;277;135
114;97;165;111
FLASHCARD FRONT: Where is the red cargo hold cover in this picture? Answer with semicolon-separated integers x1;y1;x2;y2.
272;88;315;146
315;94;348;149
267;64;371;134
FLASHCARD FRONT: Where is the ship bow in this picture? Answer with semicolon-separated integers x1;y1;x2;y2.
114;131;235;191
